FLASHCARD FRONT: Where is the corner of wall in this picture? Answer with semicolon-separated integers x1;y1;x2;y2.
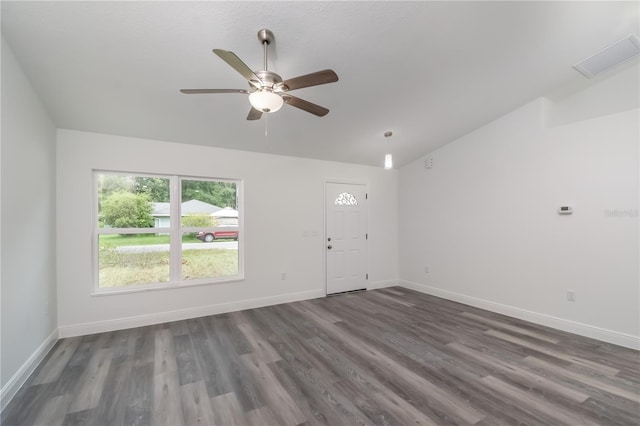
1;35;59;404
0;329;58;412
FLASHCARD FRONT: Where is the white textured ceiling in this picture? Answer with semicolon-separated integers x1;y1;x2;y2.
2;1;638;167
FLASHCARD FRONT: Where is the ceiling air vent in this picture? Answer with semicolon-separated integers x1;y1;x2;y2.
573;34;640;78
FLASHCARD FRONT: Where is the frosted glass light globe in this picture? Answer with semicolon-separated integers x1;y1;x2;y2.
249;90;284;113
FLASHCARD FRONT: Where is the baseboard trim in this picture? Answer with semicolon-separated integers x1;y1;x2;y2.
1;328;58;412
58;289;326;338
367;279;398;290
399;280;640;350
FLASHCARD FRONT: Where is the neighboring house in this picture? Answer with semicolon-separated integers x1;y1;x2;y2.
211;207;239;226
152;199;221;228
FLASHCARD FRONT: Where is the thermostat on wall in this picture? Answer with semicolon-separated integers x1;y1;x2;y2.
558;206;573;215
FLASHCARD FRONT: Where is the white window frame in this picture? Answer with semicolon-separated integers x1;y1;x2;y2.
92;170;244;295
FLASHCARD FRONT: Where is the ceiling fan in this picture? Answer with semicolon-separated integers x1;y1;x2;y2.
180;29;339;120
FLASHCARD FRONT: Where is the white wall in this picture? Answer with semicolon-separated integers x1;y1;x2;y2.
56;130;398;335
1;38;58;403
399;67;639;349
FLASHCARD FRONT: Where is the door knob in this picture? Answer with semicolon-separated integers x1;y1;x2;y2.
327;245;332;250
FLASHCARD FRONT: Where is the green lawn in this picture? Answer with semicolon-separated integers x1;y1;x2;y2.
99;249;238;287
99;233;200;246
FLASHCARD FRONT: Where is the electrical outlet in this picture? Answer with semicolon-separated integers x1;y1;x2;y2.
424;266;430;274
281;273;287;280
567;290;576;302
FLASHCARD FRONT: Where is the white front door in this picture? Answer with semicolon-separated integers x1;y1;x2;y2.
325;182;367;295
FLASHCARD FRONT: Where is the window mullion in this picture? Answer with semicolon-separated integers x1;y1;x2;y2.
170;176;182;284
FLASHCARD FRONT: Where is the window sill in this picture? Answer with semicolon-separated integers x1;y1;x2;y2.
91;275;245;297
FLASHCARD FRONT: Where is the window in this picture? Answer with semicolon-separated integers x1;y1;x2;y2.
95;172;242;293
335;192;358;206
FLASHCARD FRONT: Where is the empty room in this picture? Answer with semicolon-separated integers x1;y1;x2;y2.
1;1;639;425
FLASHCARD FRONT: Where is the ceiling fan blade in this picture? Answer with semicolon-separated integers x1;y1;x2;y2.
282;95;329;117
180;89;248;94
247;107;263;120
281;69;338;92
213;49;260;82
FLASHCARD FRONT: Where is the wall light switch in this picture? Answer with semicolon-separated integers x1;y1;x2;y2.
425;157;434;169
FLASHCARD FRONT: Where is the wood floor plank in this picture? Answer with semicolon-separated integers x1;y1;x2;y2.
67;348;113;413
271;359;375;426
314;322;487;423
123;362;153;426
267;360;333;426
524;355;640;402
90;358;133;425
232;311;283;363
245;406;282;426
32;394;69;426
32;338;81;385
485;329;621;376
209;392;246;426
580;395;640;425
110;328;138;365
186;317;230;398
51;338;98;397
152;328;184;426
63;408;94;426
3;287;639;426
2;383;58;426
203;316;265;412
332;378;404;426
173;333;201;386
302;336;438;426
215;314;254;356
366;290;416;307
481;375;600;425
461;311;561;344
298;300;342;323
180;381;216;426
447;341;591;403
241;354;306;426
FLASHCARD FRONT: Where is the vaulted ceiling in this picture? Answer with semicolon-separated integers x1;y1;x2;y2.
2;1;638;167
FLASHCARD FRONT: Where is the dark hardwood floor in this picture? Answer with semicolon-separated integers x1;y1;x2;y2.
3;287;639;425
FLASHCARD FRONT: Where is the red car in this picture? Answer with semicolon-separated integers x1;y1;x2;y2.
196;225;239;242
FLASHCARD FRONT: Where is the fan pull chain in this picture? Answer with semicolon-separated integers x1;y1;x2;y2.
264;113;269;151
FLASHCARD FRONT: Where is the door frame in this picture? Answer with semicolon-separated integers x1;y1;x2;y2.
324;180;369;296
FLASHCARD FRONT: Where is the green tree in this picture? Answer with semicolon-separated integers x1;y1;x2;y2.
182;213;217;228
101;192;154;229
181;180;237;208
134;177;170;202
97;175;134;208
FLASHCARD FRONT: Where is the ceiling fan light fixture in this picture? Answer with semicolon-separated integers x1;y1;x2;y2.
181;29;337;119
249;90;284;113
